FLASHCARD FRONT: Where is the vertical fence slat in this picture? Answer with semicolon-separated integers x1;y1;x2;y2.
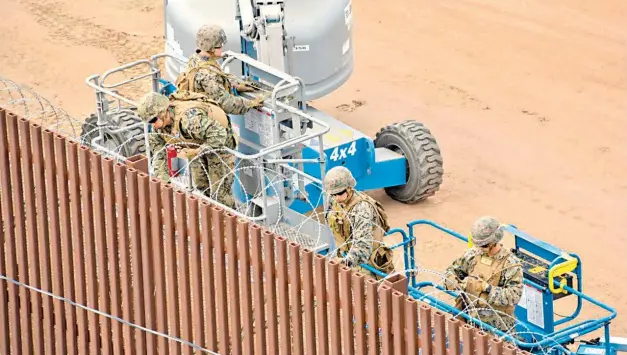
503;343;518;355
302;249;316;355
339;266;354;355
405;298;419;354
250;225;266;355
7;113;30;354
67;141;88;355
288;242;303;355
379;285;394;355
327;260;341;355
476;331;489;355
200;202;217;350
55;134;77;355
226;213;242;355
237;218;254;355
392;291;405;354
114;162;133;355
78;146;100;354
43;129;65;355
352;272;367;355
314;255;329;355
0;169;8;354
162;185;180;355
32;124;54;355
0;109;15;354
127;168;146;354
103;157;123;355
18;118;42;353
263;231;279;354
212;206;229;353
138;172;156;354
490;337;504;355
366;279;380;355
188;197;205;351
434;311;447;355
462;324;475;355
420;305;433;355
448;318;461;355
150;178;168;355
90;151;112;355
275;237;291;355
174;190;192;355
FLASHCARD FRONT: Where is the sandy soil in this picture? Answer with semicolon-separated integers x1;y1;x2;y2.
2;0;626;340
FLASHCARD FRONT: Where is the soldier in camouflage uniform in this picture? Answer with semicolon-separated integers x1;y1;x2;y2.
323;166;395;280
175;24;265;114
443;216;523;334
136;91;237;208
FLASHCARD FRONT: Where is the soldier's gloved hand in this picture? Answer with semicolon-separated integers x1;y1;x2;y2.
464;276;491;294
248;95;266;108
479;280;491;293
177;148;200;160
236;83;256;93
444;276;460;291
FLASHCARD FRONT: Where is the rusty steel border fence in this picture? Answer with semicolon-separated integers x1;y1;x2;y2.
0;107;532;355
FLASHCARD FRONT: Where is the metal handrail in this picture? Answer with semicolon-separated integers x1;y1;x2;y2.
221;50;298;85
85;75;138;107
100;59;158;89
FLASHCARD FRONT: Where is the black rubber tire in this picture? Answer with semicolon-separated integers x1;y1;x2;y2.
80;110;146;158
374;120;444;204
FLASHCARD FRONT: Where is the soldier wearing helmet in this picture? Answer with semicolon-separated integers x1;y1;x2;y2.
323;166;395;280
174;24;264;114
443;216;523;334
137;91;237;208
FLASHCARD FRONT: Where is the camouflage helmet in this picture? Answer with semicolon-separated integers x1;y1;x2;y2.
323;166;356;195
136;92;170;122
470;216;504;247
196;24;228;52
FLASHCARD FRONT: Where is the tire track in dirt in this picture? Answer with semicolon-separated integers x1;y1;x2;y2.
20;0;162;64
19;0;164;98
117;0;158;12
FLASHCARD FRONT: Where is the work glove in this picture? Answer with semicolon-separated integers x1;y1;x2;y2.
248;95;266;109
235;82;257;93
177;147;201;160
444;275;461;291
464;276;490;295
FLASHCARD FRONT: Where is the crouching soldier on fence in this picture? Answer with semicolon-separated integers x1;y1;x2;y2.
323;166;396;280
136;90;237;209
443;216;523;335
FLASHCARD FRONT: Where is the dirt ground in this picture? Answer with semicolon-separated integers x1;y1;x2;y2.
2;0;626;341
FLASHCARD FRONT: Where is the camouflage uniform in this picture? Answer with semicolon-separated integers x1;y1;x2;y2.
443;216;523;334
175;24;263;114
137;91;237;208
323;166;395;280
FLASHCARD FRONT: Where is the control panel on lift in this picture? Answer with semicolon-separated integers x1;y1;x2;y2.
511;248;574;300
